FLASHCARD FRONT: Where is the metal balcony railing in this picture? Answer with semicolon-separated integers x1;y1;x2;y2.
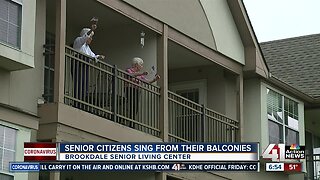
64;46;161;137
43;43;55;103
168;91;239;142
44;44;239;142
306;154;320;180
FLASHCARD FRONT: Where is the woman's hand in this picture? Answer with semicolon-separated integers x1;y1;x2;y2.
155;74;160;80
98;55;105;60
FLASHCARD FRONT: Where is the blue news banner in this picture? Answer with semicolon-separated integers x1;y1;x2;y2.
58;143;259;161
13;142;260;172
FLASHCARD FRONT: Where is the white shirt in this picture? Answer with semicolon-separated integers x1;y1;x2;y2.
73;33;98;61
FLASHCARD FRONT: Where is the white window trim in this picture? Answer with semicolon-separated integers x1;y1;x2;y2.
169;79;207;105
11;0;22;5
0;125;16;176
267;88;300;145
0;0;22;48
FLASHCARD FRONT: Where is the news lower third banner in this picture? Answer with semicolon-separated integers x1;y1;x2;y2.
20;142;260;172
24;142;258;162
57;143;259;161
10;162;260;172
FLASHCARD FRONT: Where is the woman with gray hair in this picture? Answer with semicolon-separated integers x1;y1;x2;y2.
126;57;160;83
71;20;105;109
73;24;105;61
125;57;160;127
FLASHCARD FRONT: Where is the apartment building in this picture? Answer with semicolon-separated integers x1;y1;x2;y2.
0;0;311;180
260;34;320;180
0;0;39;179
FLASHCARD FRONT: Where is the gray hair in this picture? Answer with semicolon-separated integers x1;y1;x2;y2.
80;28;92;37
132;57;144;66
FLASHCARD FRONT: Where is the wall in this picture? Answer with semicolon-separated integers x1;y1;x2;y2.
243;78;262;143
123;0;245;65
123;0;215;49
0;0;46;114
0;120;33;180
305;108;320;137
64;16;158;82
225;73;237;120
0;69;10;104
199;0;245;64
0;0;36;69
260;82;269;151
169;65;237;118
94;25;158;82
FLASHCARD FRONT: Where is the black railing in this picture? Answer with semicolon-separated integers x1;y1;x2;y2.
64;46;160;137
44;44;240;142
43;43;55;102
306;154;320;180
168;91;239;142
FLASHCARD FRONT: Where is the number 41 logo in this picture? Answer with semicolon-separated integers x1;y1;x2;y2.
262;144;286;162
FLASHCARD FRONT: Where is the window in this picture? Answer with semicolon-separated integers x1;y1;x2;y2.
170;80;206;142
0;125;16;179
43;32;55;103
170;79;207;105
267;88;299;145
176;89;199;103
0;174;13;180
0;0;22;48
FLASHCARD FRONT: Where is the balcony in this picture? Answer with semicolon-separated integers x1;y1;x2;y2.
168;91;238;142
40;0;243;143
42;45;239;142
64;46;161;137
306;154;320;180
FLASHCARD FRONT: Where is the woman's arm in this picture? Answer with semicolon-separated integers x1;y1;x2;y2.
126;70;148;77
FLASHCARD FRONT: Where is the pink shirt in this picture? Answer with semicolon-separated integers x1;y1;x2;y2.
126;68;147;83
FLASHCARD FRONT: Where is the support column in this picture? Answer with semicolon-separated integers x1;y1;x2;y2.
156;171;167;180
53;0;66;103
236;73;244;142
34;0;46;105
157;24;169;142
50;172;60;180
50;139;60;180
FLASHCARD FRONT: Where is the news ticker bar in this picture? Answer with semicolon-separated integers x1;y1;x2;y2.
10;162;260;172
265;163;302;172
59;143;258;152
24;143;259;162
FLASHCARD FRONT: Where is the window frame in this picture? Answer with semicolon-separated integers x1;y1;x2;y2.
0;125;16;178
267;88;300;145
0;0;22;49
169;79;207;105
43;32;55;103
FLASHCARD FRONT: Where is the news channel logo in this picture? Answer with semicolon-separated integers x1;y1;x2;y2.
262;144;305;162
171;163;186;171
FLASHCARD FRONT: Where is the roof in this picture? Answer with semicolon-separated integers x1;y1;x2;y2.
260;33;320;99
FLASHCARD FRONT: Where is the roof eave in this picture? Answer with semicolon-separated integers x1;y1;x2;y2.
227;0;270;78
267;75;317;105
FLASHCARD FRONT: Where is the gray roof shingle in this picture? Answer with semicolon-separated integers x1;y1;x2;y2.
260;33;320;99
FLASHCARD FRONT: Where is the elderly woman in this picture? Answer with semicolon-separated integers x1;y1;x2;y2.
125;57;160;127
71;22;105;109
126;57;160;83
73;25;105;61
